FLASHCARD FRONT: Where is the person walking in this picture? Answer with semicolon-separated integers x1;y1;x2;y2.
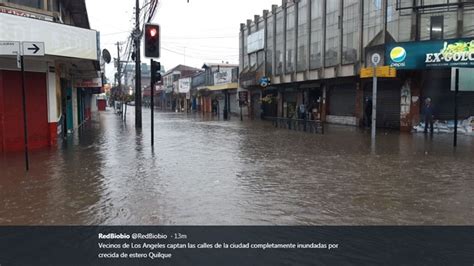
423;98;434;134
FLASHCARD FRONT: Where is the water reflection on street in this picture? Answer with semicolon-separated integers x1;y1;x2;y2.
1;109;473;225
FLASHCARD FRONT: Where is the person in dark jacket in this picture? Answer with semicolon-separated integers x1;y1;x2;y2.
365;97;373;127
423;98;434;134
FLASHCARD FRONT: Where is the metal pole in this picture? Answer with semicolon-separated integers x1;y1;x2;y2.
135;0;142;128
454;68;459;147
224;91;228;120
240;102;243;121
20;55;29;171
151;59;155;147
371;65;377;140
117;42;122;88
124;102;127;121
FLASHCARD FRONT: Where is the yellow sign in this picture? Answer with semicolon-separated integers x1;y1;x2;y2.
360;66;397;78
376;66;397;78
360;68;374;78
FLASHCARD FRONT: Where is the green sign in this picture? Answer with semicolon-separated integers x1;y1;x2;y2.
386;39;474;69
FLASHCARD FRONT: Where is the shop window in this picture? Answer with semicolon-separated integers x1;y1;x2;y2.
430;16;444;40
310;0;323;69
325;0;340;67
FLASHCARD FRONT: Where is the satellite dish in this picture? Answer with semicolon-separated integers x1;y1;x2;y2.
102;49;111;64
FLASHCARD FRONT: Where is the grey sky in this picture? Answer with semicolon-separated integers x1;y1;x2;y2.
85;0;278;82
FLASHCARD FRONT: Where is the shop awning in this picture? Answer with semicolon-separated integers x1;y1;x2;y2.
1;13;98;61
207;83;238;91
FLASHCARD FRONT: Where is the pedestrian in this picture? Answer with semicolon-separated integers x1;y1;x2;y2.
212;99;218;115
365;97;372;127
423;97;434;134
311;100;319;120
299;103;306;120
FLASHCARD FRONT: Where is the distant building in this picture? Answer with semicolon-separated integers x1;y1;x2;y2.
0;0;101;152
159;65;202;112
195;63;240;117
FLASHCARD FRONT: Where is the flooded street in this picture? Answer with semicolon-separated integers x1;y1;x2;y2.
1;108;473;225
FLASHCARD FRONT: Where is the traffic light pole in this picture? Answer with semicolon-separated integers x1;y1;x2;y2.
135;0;142;128
151;59;155;147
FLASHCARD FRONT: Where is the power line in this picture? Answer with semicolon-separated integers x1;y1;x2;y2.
161;41;238;51
101;30;132;36
164;36;237;40
161;46;238;61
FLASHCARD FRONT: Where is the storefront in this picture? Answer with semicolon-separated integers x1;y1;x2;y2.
207;83;239;117
363;80;402;129
386;38;474;131
0;11;100;151
280;88;298;119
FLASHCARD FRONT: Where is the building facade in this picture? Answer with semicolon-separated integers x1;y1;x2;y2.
159;65;201;112
196;63;240;117
0;0;101;152
239;0;474;130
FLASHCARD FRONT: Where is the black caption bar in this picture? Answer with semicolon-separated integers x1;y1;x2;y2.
0;226;473;265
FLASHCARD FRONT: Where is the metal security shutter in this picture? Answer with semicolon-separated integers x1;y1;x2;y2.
364;81;401;129
423;77;474;120
328;84;356;116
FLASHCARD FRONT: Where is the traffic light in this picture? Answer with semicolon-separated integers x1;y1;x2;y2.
144;24;160;58
151;60;161;84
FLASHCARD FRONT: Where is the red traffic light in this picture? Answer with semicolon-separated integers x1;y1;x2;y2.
145;23;160;58
149;28;157;38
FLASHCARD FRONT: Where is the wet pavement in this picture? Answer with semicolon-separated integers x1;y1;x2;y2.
1;108;473;225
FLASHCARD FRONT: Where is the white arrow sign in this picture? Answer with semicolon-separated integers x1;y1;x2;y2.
0;41;20;55
22;41;44;56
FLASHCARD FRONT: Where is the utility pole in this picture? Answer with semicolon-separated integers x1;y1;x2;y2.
135;0;142;128
116;42;125;119
116;42;122;88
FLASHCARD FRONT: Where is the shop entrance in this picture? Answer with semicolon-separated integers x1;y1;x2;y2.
364;80;402;129
60;79;73;135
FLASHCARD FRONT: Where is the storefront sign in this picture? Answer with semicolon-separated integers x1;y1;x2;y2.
386;39;474;69
76;78;102;88
259;76;271;87
214;69;232;85
178;78;191;93
0;6;54;22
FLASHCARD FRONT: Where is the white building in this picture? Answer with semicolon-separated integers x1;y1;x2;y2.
0;0;101;152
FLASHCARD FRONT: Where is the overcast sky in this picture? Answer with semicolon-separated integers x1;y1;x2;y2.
85;0;278;82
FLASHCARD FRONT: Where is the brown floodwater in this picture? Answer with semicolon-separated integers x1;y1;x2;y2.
1;108;473;225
